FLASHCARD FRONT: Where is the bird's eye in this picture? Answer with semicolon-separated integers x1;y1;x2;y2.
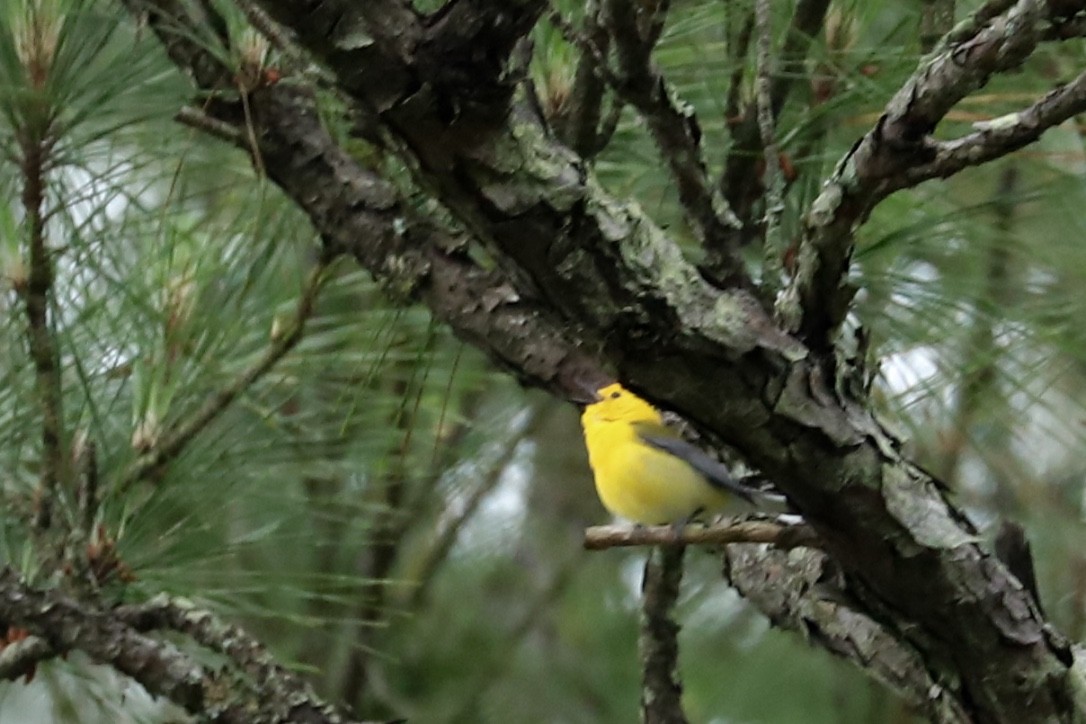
609;390;621;399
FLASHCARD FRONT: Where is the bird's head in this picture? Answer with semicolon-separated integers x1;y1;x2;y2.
581;383;661;424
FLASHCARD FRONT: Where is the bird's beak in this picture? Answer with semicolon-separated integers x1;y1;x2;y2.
568;377;607;406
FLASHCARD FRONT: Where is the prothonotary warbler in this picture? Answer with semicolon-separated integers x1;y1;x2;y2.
580;383;757;525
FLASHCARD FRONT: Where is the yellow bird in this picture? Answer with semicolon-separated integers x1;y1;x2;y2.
580;383;756;525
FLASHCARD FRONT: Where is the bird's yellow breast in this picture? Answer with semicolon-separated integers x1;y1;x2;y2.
581;397;730;525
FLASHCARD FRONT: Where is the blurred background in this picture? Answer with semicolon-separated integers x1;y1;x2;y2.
2;0;1086;721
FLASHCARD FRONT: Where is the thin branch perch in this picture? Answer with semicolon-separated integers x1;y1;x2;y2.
584;518;820;551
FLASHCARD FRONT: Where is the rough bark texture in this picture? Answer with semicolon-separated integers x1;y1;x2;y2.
639;546;688;724
0;571;359;723
723;545;973;723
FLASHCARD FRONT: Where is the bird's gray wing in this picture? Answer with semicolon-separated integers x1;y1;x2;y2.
634;430;762;503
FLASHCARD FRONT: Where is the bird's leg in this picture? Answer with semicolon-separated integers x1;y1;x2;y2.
666;508;706;544
640;548;654;594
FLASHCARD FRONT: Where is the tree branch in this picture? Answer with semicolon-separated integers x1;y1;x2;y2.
938;0;1017;50
723;3;754;126
17;100;66;531
0;634;54;682
175;105;246;146
247;85;608;395
755;0;786;295
0;569;366;723
114;593;349;722
723;545;972;723
901;68;1086;188
247;0;800;362
713;0;830;269
0;573;224;720
121;0;609;401
551;1;614;158
779;0;1052;346
639;546;687;724
118;0;232;89
598;0;745;283
584;517;820;551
